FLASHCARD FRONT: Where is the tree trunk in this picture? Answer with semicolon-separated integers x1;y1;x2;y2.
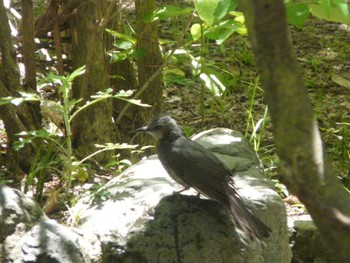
69;0;115;162
21;0;37;91
0;1;41;183
135;0;163;121
237;0;350;260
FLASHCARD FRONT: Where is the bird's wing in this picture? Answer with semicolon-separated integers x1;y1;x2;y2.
158;137;232;204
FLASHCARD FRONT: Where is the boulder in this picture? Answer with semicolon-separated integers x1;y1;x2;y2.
0;185;86;263
75;128;291;262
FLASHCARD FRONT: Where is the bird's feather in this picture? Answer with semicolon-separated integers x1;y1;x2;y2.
158;137;232;204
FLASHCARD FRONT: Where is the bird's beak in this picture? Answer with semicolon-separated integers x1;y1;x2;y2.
136;126;148;133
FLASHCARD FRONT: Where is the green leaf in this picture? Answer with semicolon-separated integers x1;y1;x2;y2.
309;0;350;25
194;0;237;26
195;0;218;26
199;72;226;96
204;19;239;44
118;98;151;107
13;130;53;150
110;53;127;63
105;29;137;45
113;40;133;50
165;68;186;77
67;65;86;82
191;23;202;41
145;5;194;22
0;97;13;106
213;0;237;21
286;3;310;28
0;92;40;106
115;89;135;97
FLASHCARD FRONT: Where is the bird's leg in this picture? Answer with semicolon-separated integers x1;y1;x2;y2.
173;185;190;195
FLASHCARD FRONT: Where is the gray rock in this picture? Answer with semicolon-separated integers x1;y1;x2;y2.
75;128;291;262
0;185;86;263
0;185;42;242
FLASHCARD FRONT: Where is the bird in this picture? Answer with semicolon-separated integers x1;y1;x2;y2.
137;115;271;239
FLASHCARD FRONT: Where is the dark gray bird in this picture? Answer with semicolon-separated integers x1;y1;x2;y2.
137;115;271;239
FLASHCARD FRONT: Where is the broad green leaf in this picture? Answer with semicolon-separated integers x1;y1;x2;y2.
105;29;137;45
204;19;239;44
191;23;202;41
144;5;194;22
110;53;127;63
194;0;219;26
165;68;186;76
286;3;310;28
194;0;236;26
229;11;245;23
113;40;133;50
199;72;226;96
213;0;237;21
309;0;350;25
236;27;247;35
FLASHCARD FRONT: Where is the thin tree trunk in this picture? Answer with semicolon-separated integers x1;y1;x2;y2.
0;1;41;183
237;0;350;260
69;0;115;162
135;0;163;120
21;0;37;91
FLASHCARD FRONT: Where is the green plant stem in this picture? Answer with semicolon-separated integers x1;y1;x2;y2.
62;80;73;194
69;97;106;123
256;106;268;151
245;79;257;138
75;148;113;167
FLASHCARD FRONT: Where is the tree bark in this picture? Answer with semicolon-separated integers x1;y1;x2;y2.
135;0;163;121
21;0;37;91
0;1;41;182
69;0;115;162
237;0;350;260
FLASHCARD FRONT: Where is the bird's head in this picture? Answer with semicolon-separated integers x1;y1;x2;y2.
136;115;184;141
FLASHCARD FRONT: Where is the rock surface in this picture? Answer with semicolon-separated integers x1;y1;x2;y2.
0;185;86;263
75;128;291;262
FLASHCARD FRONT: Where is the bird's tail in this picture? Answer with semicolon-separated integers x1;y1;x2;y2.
225;179;271;240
